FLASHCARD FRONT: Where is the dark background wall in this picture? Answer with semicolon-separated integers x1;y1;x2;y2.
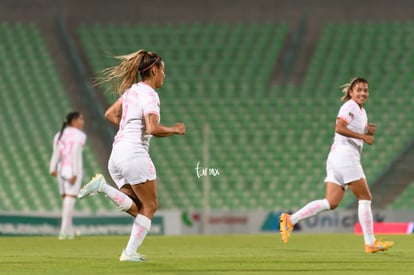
2;0;413;84
1;0;414;25
2;0;413;86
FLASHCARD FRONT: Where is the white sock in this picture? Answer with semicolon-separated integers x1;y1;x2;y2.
101;184;133;211
290;199;331;225
358;200;375;245
61;196;76;235
125;214;151;255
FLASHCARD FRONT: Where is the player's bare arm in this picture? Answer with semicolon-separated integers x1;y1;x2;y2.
367;123;376;136
335;118;374;145
144;113;185;137
105;100;122;125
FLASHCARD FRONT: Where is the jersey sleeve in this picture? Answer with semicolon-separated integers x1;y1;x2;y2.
77;131;87;146
337;102;356;123
142;91;160;116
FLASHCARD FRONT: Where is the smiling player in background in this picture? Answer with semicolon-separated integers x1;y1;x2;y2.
279;77;394;253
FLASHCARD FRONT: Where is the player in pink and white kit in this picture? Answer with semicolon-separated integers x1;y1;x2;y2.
279;77;394;253
49;111;86;240
78;50;185;261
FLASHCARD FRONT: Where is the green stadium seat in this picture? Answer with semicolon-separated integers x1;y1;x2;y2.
73;22;414;211
0;23;112;213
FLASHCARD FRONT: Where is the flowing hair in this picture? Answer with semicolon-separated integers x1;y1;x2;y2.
96;49;162;96
340;77;368;101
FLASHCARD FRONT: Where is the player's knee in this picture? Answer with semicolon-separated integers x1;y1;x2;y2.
328;201;339;210
330;203;338;210
150;199;158;213
356;193;372;201
143;199;158;216
366;193;373;201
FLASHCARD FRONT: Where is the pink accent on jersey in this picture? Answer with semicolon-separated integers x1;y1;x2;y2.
337;115;350;124
112;82;160;152
53;127;86;178
146;152;156;175
333;99;367;150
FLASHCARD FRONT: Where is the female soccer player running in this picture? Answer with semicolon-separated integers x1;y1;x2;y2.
49;111;86;240
78;50;185;261
279;77;394;253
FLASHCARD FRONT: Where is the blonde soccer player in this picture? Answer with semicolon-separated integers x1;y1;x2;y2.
279;77;394;253
78;50;185;262
49;111;86;240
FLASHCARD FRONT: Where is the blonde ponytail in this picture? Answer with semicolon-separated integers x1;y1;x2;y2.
97;50;146;96
340;82;352;101
96;49;162;96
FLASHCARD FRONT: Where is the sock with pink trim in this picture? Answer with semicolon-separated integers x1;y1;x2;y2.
124;214;152;255
358;200;375;245
290;199;331;225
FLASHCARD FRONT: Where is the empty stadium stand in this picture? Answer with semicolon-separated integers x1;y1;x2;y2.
77;22;414;211
391;180;414;209
0;23;113;213
1;20;413;213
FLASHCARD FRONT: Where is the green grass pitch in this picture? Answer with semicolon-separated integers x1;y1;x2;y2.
0;234;413;274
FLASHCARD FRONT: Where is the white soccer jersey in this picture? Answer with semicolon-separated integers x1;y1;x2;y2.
49;127;86;179
333;99;368;152
113;82;160;152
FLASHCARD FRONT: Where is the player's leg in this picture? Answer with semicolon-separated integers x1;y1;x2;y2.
280;183;343;243
348;178;393;252
120;184;142;217
57;176;64;239
60;194;77;240
348;178;374;245
293;182;344;222
78;173;138;214
57;175;74;240
121;180;157;261
61;174;84;239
